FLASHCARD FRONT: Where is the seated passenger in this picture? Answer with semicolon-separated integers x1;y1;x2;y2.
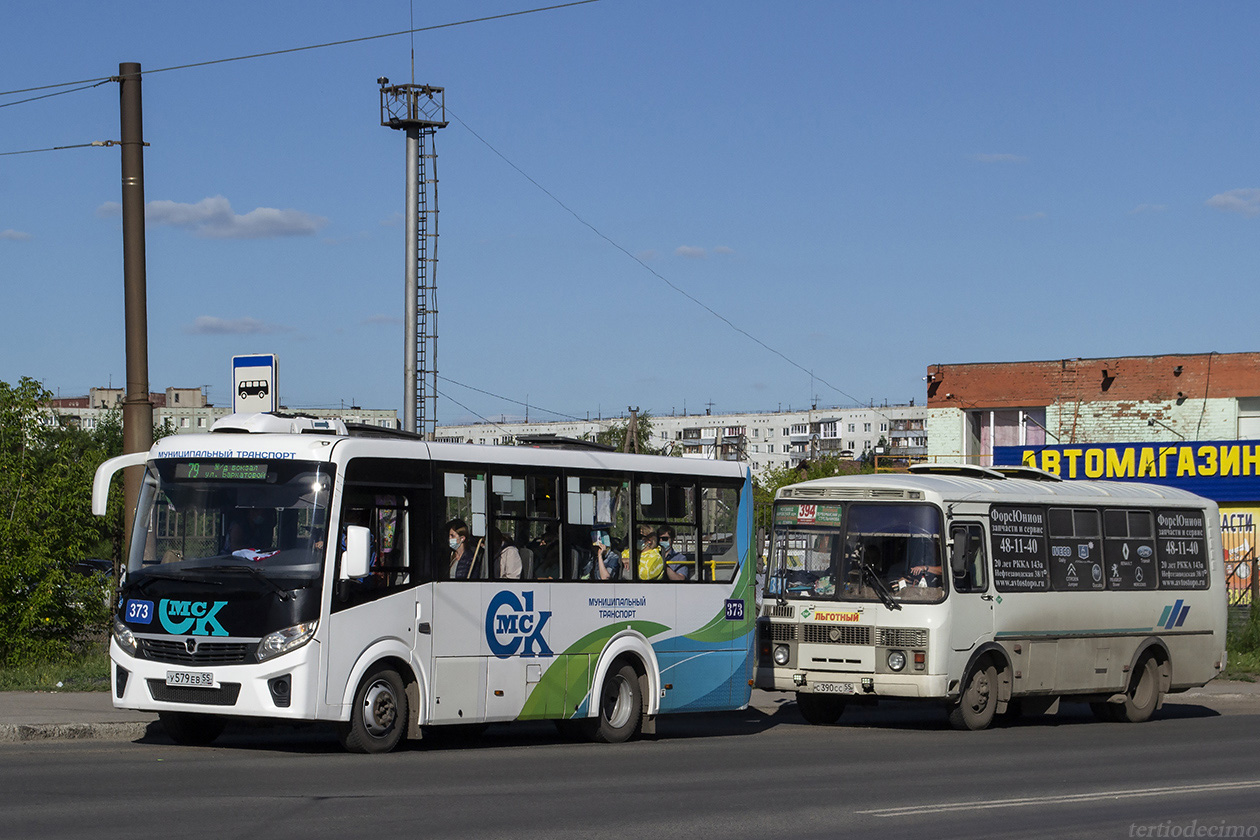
495;528;523;580
592;529;620;580
624;525;663;580
447;518;476;580
657;525;689;581
527;525;561;579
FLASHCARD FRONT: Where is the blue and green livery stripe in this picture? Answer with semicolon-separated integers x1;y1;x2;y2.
1158;600;1190;629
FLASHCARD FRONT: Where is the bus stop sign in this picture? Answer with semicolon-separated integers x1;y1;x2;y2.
232;354;278;413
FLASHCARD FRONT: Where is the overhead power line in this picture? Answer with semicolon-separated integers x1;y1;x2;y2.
0;79;112;110
0;140;122;157
438;375;588;423
447;108;872;410
0;1;601;100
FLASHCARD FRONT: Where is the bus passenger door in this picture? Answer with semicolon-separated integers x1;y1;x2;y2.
324;481;430;713
946;521;994;653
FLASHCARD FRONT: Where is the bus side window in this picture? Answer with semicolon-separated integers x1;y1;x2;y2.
699;484;741;582
950;523;987;593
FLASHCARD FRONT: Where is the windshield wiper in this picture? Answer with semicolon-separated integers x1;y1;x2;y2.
854;555;901;611
131;570;223;593
204;564;294;601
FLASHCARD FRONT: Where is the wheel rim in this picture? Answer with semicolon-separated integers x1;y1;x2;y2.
965;669;992;715
602;674;633;729
362;679;398;737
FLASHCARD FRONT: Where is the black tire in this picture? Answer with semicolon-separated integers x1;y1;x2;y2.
795;692;846;726
1116;655;1162;723
339;665;409;754
159;711;225;746
949;660;998;731
589;663;643;743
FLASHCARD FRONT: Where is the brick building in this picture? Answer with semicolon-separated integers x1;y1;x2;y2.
923;351;1260;600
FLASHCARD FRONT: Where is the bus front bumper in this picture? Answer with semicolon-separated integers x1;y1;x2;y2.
756;666;949;699
109;638;322;721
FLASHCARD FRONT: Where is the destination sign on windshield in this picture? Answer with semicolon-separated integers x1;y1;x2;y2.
174;462;270;481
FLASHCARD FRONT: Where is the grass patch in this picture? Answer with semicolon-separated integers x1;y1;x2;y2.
1223;650;1260;682
0;648;111;692
1225;605;1260;681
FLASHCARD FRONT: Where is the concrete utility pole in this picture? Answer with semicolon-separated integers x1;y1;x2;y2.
623;407;640;454
118;62;153;557
378;79;446;437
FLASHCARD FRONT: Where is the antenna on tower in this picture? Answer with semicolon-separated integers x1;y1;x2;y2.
378;78;447;438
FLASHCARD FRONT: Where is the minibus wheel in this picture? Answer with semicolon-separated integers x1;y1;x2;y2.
589;663;643;743
340;665;408;753
1116;655;1162;723
795;692;846;725
949;659;998;730
159;711;225;746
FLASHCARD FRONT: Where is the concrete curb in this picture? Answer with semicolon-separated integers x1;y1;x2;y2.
0;721;154;743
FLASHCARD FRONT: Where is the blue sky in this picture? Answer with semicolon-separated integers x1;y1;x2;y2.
3;1;1258;425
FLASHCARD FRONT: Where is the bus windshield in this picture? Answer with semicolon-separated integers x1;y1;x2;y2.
127;459;333;585
769;502;946;604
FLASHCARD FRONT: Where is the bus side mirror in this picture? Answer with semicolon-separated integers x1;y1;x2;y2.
948;529;968;577
341;526;372;580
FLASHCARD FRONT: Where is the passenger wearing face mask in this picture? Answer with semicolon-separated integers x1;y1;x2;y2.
623;525;663;580
592;529;620;580
447;518;476;580
657;525;689;581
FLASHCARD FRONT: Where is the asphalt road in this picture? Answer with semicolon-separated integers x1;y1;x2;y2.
2;692;1258;840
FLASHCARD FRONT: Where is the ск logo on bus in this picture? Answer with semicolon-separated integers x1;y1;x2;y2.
485;590;553;659
158;599;228;636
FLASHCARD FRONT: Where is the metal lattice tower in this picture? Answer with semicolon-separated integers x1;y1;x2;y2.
379;80;447;436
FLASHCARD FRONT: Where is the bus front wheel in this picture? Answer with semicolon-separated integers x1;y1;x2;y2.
796;692;846;725
588;663;643;743
949;660;998;731
340;665;409;754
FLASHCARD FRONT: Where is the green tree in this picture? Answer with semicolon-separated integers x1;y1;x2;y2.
594;411;667;455
0;377;121;666
752;455;870;538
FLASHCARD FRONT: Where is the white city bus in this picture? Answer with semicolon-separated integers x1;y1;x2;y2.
93;413;755;752
755;464;1227;729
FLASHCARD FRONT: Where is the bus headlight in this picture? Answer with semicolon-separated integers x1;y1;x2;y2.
773;645;791;666
887;650;907;672
112;617;138;656
257;621;318;662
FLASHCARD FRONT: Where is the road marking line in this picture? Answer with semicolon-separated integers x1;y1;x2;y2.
858;780;1260;817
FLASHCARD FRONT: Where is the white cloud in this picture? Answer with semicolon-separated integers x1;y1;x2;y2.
184;316;288;335
1206;189;1260;218
97;195;327;238
1;229;32;241
972;153;1027;164
675;245;707;259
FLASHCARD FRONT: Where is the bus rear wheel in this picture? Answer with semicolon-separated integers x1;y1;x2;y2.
1118;655;1163;723
795;692;846;726
588;663;643;743
159;711;225;746
340;665;408;754
949;660;998;731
